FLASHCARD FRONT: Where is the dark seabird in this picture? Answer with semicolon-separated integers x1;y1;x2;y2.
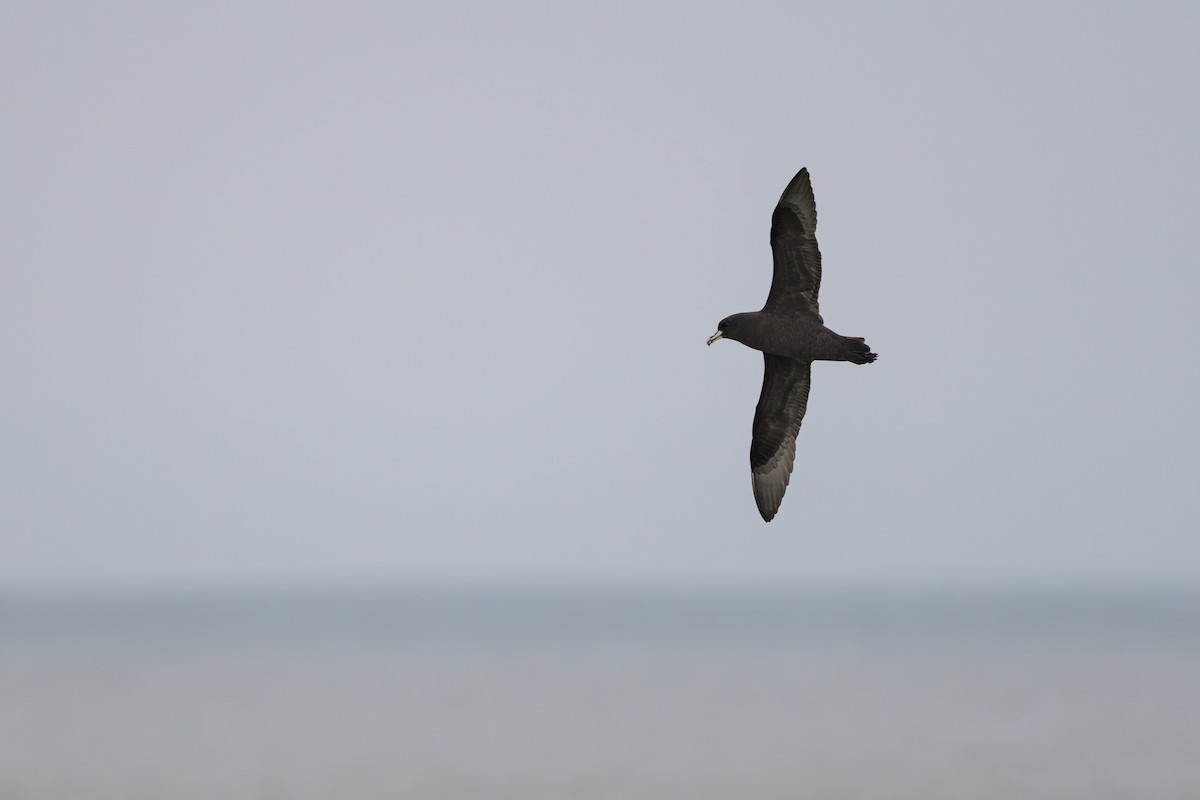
707;168;876;522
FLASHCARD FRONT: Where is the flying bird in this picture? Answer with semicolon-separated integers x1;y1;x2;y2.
707;168;876;522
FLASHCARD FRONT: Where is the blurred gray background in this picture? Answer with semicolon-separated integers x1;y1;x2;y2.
4;2;1198;591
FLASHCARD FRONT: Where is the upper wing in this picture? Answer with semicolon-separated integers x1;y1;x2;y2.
763;168;823;320
750;354;812;522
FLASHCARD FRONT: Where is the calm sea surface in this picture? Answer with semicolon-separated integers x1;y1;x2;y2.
1;588;1197;800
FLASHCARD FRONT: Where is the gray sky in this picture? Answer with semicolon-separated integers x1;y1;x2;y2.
3;3;1198;590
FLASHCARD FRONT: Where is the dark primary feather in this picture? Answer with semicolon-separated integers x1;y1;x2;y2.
764;168;823;321
750;354;812;522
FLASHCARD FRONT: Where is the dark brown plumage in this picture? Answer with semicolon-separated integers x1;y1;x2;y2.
707;168;876;522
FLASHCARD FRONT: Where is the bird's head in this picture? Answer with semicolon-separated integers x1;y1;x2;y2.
706;314;749;346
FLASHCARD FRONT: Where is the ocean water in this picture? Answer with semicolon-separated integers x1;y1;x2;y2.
1;588;1197;800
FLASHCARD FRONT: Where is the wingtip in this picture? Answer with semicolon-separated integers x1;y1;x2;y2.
751;473;784;522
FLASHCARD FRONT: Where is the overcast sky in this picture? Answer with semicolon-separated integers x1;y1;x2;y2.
3;3;1198;590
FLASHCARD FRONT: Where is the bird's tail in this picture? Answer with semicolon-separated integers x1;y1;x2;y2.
842;336;877;364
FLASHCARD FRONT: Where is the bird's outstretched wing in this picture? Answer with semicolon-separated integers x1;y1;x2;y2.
763;168;823;321
750;354;812;521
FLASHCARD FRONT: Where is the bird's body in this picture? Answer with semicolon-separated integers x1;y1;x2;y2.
712;311;870;363
707;168;876;522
